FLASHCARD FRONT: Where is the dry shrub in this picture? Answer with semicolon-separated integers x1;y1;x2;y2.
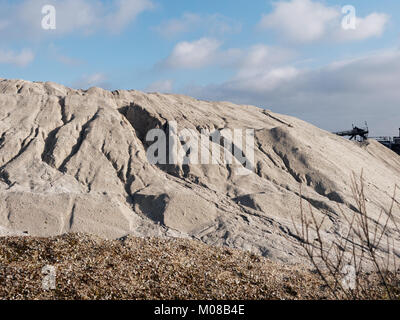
292;171;400;299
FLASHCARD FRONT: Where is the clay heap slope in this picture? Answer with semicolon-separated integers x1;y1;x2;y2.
1;79;400;264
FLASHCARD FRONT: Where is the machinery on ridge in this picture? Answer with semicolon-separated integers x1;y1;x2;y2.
334;123;400;155
334;122;369;142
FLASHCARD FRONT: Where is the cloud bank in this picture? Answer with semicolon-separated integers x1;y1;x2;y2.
258;0;389;43
0;0;153;39
184;49;400;136
0;48;35;67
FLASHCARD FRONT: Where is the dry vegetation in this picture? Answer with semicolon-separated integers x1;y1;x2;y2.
292;172;400;299
0;232;397;300
0;234;329;300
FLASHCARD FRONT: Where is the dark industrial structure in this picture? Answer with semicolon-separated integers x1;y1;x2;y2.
334;123;369;142
370;129;400;155
334;123;400;155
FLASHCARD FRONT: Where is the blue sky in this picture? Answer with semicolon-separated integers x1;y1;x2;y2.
0;0;399;135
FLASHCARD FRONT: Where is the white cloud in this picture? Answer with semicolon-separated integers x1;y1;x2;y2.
259;0;389;43
184;50;400;136
205;44;299;92
154;13;201;38
335;13;389;41
72;73;110;89
162;38;222;69
49;0;101;34
236;45;294;78
259;0;339;43
0;0;153;39
159;39;289;71
231;66;300;92
0;48;34;67
158;42;296;97
105;0;154;33
146;80;174;93
161;40;300;101
154;13;242;38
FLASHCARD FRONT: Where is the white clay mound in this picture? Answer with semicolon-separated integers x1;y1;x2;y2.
1;78;400;265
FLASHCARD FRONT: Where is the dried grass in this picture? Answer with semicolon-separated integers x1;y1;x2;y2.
292;172;400;300
0;234;328;300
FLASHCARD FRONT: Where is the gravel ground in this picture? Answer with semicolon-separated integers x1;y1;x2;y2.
0;234;397;300
0;233;330;300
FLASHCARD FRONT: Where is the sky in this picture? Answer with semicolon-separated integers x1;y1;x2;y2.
0;0;399;136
